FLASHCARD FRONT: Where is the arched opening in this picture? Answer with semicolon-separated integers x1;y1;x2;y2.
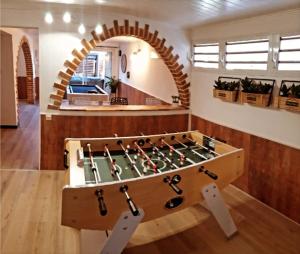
17;37;35;104
48;20;190;110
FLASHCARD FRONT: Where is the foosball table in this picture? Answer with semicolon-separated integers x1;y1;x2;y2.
62;130;244;254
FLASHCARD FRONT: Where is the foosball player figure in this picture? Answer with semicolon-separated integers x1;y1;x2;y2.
179;154;185;165
152;163;158;173
169;146;174;156
111;159;117;176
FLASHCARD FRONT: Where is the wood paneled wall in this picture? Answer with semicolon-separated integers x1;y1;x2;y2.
117;82;169;105
192;115;300;223
41;113;188;170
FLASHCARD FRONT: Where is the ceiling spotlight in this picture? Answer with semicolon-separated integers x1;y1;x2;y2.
95;24;103;34
78;24;86;34
44;12;53;24
95;0;107;4
63;12;71;23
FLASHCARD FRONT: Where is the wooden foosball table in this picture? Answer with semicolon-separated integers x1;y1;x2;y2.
62;130;244;254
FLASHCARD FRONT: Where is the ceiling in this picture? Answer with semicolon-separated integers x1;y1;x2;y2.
2;0;300;29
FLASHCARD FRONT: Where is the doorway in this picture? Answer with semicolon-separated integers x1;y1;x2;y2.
0;27;39;170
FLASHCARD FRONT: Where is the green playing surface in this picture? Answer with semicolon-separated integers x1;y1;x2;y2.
83;143;215;184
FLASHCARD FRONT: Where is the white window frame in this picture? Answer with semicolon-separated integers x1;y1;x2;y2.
193;43;219;69
225;38;269;71
277;35;300;71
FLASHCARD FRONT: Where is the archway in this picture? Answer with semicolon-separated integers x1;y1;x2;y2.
17;37;35;104
48;20;190;110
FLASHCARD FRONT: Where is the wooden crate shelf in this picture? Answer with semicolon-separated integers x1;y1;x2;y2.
213;89;239;102
275;96;300;112
240;92;270;107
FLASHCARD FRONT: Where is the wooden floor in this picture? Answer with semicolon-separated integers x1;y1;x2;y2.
1;169;300;254
0;101;39;169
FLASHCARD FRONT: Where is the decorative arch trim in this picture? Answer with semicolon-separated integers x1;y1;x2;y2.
47;20;190;110
17;37;35;104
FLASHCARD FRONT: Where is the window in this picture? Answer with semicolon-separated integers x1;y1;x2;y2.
76;54;98;77
278;35;300;71
193;43;219;68
225;39;269;70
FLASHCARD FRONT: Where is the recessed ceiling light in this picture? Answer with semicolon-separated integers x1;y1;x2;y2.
95;0;107;4
63;12;71;23
95;24;103;34
78;24;86;34
44;12;53;24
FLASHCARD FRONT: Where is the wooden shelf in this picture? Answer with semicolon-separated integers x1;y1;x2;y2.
59;100;186;111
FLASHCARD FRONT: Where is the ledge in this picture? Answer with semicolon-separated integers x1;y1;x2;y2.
59;101;186;112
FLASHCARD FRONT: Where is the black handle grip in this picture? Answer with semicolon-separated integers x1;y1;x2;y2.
169;182;183;195
204;170;218;180
164;176;183;195
127;198;139;216
64;150;69;169
95;190;107;216
199;166;218;180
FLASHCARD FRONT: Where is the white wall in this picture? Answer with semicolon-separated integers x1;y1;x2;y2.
0;3;190;113
190;8;300;148
119;40;178;103
0;27;36;79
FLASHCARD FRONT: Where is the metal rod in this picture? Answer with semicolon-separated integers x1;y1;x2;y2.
160;137;196;165
120;142;143;177
183;135;220;156
167;133;208;162
114;133;142;177
139;132;178;169
87;143;101;183
134;141;161;173
104;145;121;181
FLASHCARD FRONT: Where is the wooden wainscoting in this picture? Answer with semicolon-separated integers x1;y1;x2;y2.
192;115;300;223
117;82;169;105
41;113;188;170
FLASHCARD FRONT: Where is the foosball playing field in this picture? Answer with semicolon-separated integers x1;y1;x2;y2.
83;139;216;184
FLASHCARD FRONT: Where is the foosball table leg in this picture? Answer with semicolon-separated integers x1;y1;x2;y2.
201;183;237;238
100;209;145;254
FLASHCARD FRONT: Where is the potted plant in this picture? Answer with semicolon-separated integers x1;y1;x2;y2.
240;77;273;107
105;76;120;94
213;77;240;102
276;81;300;112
